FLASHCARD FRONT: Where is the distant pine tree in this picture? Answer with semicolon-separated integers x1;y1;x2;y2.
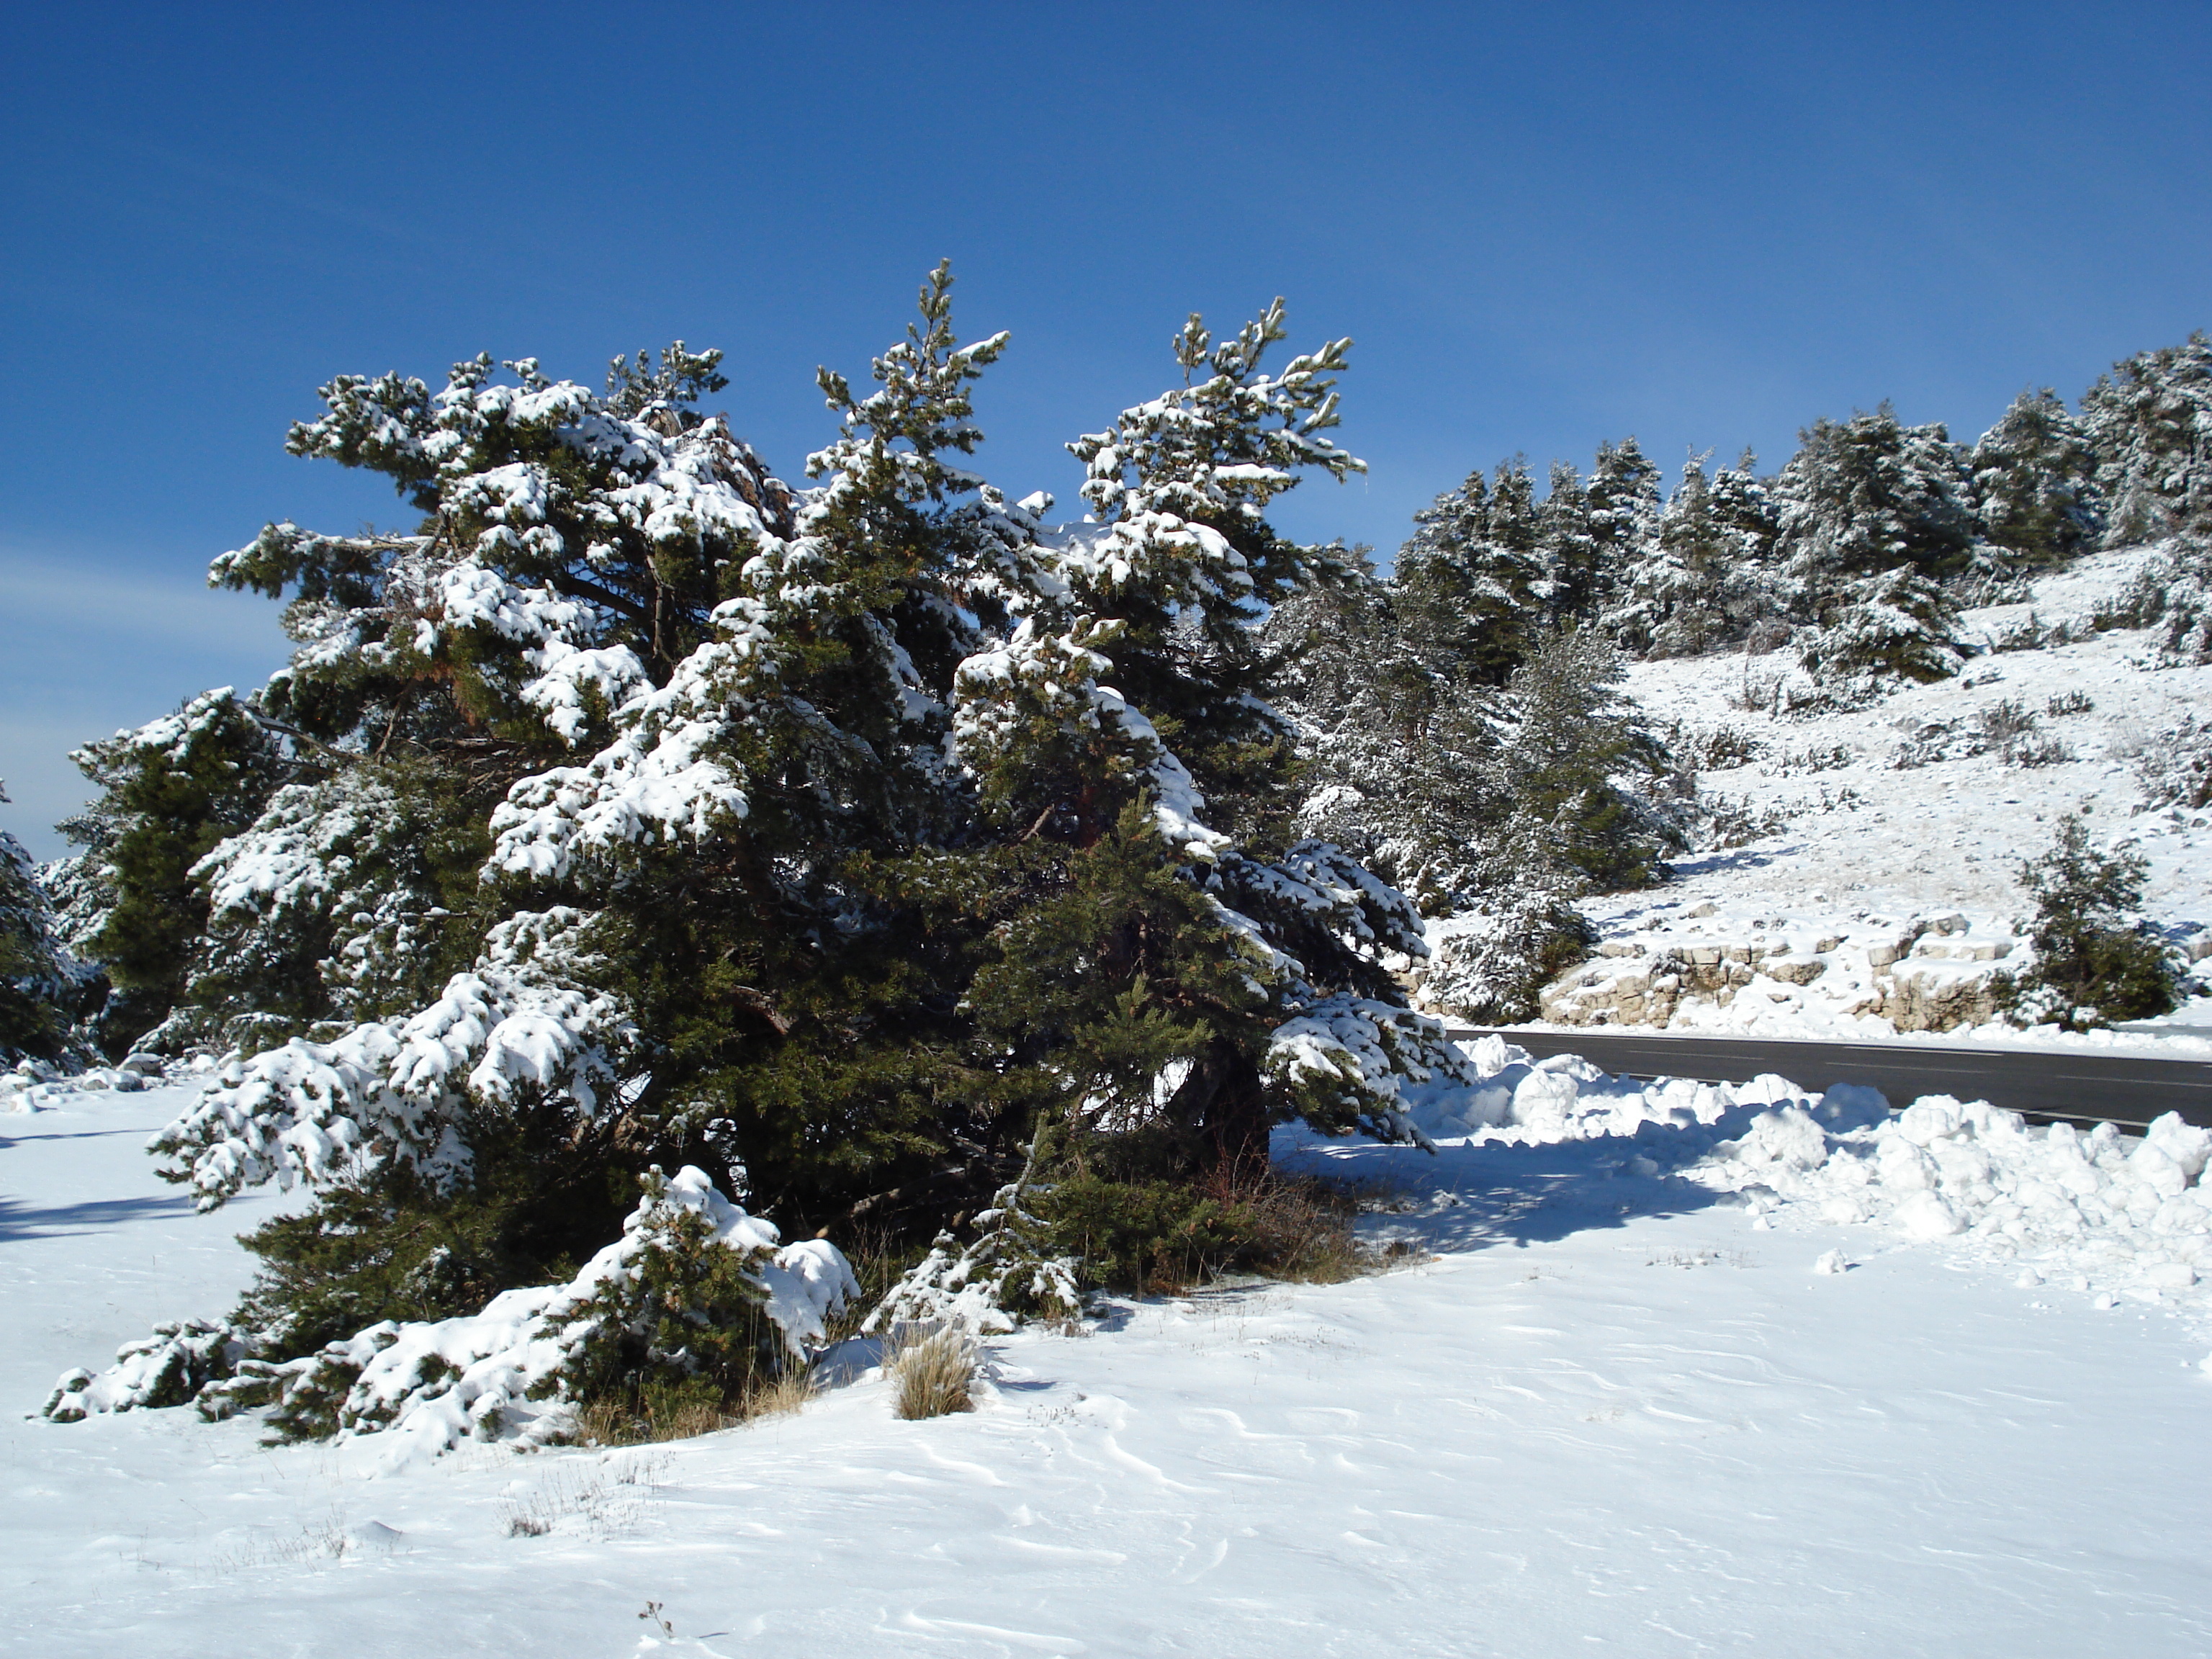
1773;405;1977;618
1583;436;1661;616
1536;460;1600;626
1497;626;1679;891
1395;459;1548;686
1971;387;2105;568
0;786;99;1064
65;689;291;1052
2080;333;2212;546
1265;572;1506;911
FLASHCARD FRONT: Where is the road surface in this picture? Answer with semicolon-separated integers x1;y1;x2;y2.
1447;1027;2212;1130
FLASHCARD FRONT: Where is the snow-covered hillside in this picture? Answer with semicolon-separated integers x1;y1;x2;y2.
10;1055;2212;1656
1437;547;2212;1051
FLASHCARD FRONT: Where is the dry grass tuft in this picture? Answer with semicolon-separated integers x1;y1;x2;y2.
574;1363;817;1447
888;1326;976;1420
750;1367;814;1419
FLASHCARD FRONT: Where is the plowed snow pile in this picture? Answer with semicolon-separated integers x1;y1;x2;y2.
1410;1035;2212;1322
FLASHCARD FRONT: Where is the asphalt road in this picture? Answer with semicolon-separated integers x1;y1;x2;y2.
1447;1027;2212;1130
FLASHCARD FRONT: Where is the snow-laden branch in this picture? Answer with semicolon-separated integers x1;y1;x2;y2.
151;909;633;1208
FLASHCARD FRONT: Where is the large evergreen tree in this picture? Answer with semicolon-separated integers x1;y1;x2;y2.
105;274;1466;1397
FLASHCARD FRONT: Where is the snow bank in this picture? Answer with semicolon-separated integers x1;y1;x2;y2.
1436;1038;2212;1322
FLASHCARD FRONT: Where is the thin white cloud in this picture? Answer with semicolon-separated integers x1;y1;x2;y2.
0;546;294;859
0;549;287;656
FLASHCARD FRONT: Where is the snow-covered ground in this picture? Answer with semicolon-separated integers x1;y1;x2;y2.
11;1067;2212;1657
1442;547;2212;1056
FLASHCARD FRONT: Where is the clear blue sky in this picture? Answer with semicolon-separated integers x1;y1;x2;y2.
4;1;2208;857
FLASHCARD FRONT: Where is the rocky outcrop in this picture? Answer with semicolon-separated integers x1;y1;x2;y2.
1527;910;2020;1033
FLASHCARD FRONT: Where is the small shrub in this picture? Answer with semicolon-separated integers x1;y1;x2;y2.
2046;689;2095;717
2098;539;2212;662
1990;611;2056;653
2000;814;2181;1030
2136;716;2212;811
1421;884;1596;1023
1977;698;2039;747
1676;724;1761;771
1698;793;1798;849
2006;733;2074;769
1766;742;1853;777
889;1327;975;1420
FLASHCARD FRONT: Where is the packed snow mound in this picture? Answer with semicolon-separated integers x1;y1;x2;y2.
4;1051;179;1110
44;1165;858;1472
1436;1037;2212;1321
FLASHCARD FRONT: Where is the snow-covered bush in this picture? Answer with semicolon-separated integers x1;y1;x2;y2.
1796;565;1969;688
2099;536;2212;664
1420;868;1597;1023
2135;714;2212;812
868;1136;1082;1336
1995;814;2181;1030
48;1166;855;1465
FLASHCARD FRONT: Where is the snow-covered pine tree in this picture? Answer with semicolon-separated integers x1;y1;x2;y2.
1999;814;2181;1030
2080;332;2212;547
1971;387;2105;570
0;783;99;1064
63;688;292;1052
1416;823;1595;1023
1795;564;1968;688
1580;436;1660;621
1606;452;1721;657
1495;626;1680;892
1266;571;1506;912
945;300;1474;1219
1394;459;1549;686
1705;448;1786;635
54;277;1485;1420
52;269;1065;1437
1536;460;1599;626
1773;405;1977;620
